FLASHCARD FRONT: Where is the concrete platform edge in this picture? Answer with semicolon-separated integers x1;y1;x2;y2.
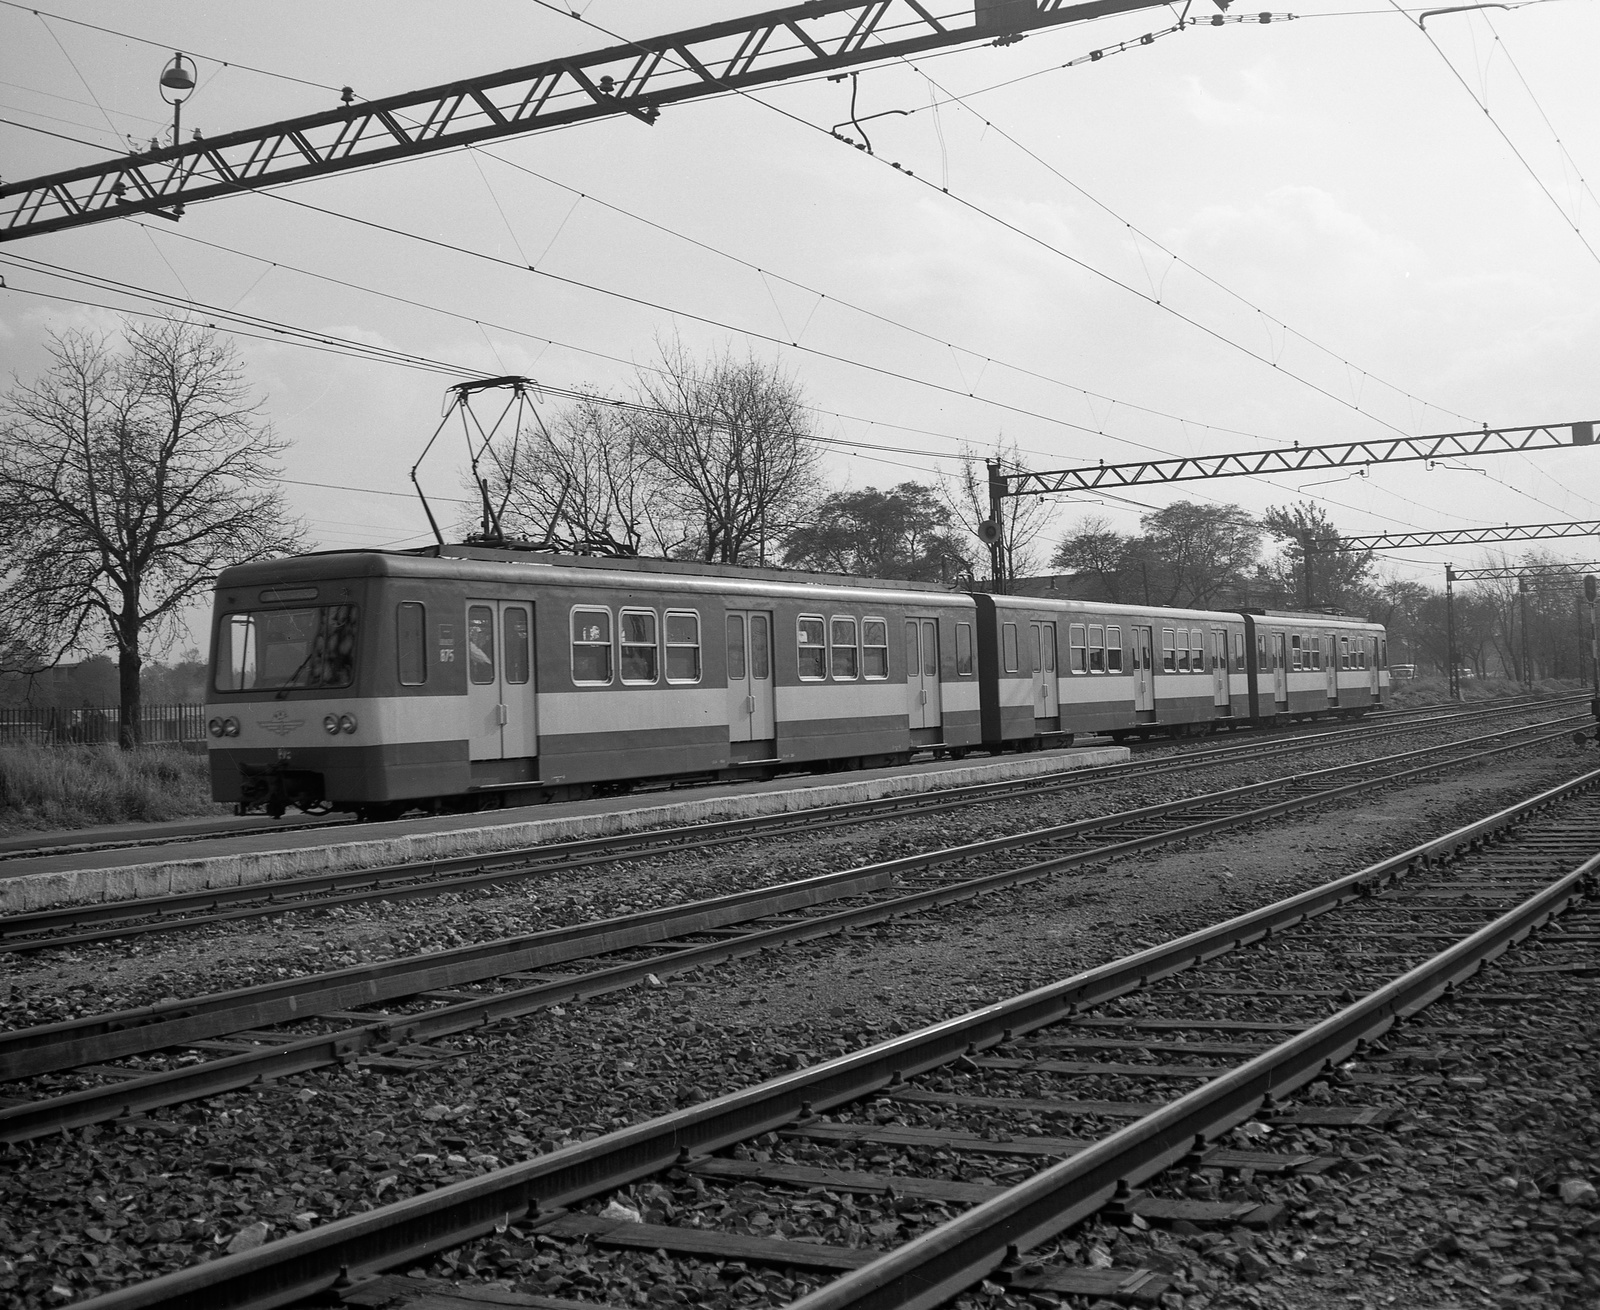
1;747;1126;914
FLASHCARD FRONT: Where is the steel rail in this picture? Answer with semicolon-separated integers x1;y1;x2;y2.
2;692;1576;949
0;719;1585;1140
1;710;1576;1074
66;765;1600;1309
787;855;1600;1310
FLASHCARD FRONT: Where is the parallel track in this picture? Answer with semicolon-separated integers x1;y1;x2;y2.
0;692;1570;868
0;711;1584;1142
2;694;1583;953
65;765;1600;1310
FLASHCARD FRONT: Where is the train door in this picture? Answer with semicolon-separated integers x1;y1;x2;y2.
904;618;943;730
466;600;536;761
1030;621;1057;721
1272;632;1288;708
1325;636;1339;705
726;610;775;744
1210;630;1229;709
1132;626;1154;715
1369;638;1380;695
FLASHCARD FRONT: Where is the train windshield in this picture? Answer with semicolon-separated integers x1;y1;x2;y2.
214;606;359;692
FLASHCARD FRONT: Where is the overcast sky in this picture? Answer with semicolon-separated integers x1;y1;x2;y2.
3;0;1598;656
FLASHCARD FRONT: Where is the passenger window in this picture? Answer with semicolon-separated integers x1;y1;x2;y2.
831;617;859;679
1380;638;1387;668
955;623;974;677
1162;628;1177;674
1176;628;1190;673
619;610;659;684
750;615;770;679
863;619;889;679
665;610;700;684
798;616;827;680
922;620;939;677
397;602;426;686
1068;623;1087;673
1291;635;1303;671
1088;625;1105;673
503;607;530;685
1002;623;1019;673
1341;637;1351;669
1106;626;1123;673
571;608;612;685
1193;635;1204;672
727;615;746;681
1234;632;1244;672
468;605;496;685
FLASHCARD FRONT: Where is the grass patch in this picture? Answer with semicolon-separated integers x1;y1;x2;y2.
0;744;228;834
1386;675;1587;709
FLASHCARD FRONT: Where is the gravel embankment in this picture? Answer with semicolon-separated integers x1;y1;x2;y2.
0;730;1593;1308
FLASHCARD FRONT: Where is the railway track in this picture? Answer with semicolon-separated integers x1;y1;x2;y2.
2;693;1585;954
0;709;1584;1144
0;691;1570;868
63;760;1600;1310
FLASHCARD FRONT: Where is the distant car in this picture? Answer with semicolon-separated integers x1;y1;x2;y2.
1390;663;1417;680
1453;667;1476;680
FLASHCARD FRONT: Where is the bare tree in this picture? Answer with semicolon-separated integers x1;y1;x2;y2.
945;440;1054;587
482;393;678;556
628;338;820;565
0;320;304;746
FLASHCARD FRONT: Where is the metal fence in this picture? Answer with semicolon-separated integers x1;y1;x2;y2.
0;703;207;747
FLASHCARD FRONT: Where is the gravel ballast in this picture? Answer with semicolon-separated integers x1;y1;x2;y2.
0;729;1594;1309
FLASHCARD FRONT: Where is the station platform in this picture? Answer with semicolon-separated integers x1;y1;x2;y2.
0;745;1126;914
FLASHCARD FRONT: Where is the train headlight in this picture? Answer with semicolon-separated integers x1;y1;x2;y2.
222;717;240;737
338;714;357;735
208;718;224;738
323;714;340;735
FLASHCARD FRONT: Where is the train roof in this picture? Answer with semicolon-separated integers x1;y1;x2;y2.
214;547;976;609
977;592;1246;625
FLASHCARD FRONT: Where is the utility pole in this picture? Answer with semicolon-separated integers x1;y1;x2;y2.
1445;564;1460;702
1517;575;1529;687
982;458;1007;594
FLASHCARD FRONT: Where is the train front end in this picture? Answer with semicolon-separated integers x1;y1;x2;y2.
205;556;385;816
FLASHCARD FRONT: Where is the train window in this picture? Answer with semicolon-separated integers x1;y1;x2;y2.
1290;635;1302;671
1067;624;1086;673
1177;628;1191;673
831;617;859;679
215;605;361;692
798;616;827;680
1191;633;1204;672
862;619;889;679
727;615;746;680
503;608;530;685
1088;625;1105;673
1162;628;1176;673
1002;623;1019;673
468;606;496;685
1380;638;1387;668
619;610;659;684
1308;636;1319;670
397;602;426;686
1106;626;1123;673
571;608;613;685
751;615;771;680
1234;632;1244;672
1341;637;1351;670
955;623;974;676
1256;633;1267;671
665;611;701;683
